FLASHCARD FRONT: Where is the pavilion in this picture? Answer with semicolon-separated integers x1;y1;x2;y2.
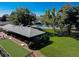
0;24;49;49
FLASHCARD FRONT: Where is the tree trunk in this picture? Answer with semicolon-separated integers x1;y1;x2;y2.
67;24;72;35
59;23;64;36
52;18;56;35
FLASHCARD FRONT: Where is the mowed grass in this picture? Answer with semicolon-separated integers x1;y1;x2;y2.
0;39;28;57
43;29;60;33
43;29;54;33
40;29;79;57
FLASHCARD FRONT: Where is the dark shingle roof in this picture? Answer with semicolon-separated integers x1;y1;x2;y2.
1;24;45;38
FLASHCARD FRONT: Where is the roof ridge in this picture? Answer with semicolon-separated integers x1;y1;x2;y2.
1;24;45;38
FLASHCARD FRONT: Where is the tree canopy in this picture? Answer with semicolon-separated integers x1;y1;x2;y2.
41;4;79;35
8;7;36;26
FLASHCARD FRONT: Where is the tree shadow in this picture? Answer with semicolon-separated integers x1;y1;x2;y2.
70;32;79;40
54;31;72;37
56;31;79;40
46;32;54;37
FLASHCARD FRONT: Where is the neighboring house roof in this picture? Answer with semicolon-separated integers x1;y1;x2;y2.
1;24;45;38
0;21;10;26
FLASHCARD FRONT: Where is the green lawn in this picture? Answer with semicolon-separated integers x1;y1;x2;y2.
43;29;60;33
43;29;54;33
0;39;29;57
40;29;79;57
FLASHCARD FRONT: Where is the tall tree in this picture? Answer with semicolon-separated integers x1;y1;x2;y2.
51;8;56;33
58;4;79;35
1;14;8;21
8;7;36;26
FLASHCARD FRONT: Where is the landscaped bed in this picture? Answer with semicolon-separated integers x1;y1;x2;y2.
0;39;29;57
40;29;79;57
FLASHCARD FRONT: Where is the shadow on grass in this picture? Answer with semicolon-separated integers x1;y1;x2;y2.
55;31;79;41
29;40;53;50
46;32;54;37
29;32;54;50
70;32;79;40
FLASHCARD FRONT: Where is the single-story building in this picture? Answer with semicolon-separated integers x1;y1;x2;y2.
0;24;49;49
